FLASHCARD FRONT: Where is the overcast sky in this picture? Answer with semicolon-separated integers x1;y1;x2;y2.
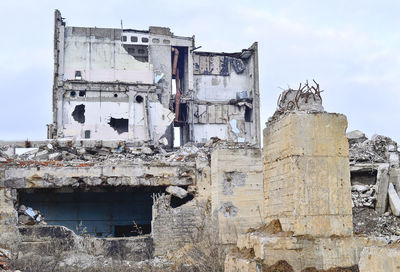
0;0;399;143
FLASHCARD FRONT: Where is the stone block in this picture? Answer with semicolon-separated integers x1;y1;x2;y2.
358;246;400;272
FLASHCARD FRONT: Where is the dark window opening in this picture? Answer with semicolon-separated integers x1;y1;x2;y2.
130;36;138;42
141;37;149;43
79;90;86;97
138;48;145;54
351;169;377;185
245;106;252;122
72;104;85;123
135;95;144;103
114;224;151;237
75;71;82;80
18;187;165;238
84;130;91;139
114;93;118;98
108;117;128;134
121;35;127;42
70;91;76;97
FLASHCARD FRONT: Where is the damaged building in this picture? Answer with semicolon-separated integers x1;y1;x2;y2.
2;10;400;272
48;10;260;147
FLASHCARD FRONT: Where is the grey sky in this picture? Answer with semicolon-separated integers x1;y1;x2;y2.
0;0;399;143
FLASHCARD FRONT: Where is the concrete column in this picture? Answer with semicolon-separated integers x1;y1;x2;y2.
0;188;20;252
263;112;353;237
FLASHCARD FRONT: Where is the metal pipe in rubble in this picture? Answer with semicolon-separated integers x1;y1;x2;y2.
172;48;179;76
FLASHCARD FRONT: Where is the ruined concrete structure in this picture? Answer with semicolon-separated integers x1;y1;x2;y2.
48;10;260;147
1;10;400;272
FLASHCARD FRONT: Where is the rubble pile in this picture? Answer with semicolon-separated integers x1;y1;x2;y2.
351;184;376;208
353;207;400;243
0;137;256;167
348;130;400;242
17;205;45;226
348;131;398;163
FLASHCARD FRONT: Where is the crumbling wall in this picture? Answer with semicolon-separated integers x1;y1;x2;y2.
151;195;206;256
189;44;260;146
210;147;263;244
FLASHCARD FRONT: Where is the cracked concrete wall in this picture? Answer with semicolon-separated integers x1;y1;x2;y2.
151;195;205;256
263;112;353;237
211;148;263;244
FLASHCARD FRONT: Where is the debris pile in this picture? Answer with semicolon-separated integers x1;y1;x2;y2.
353;207;400;243
351;184;376;208
0;137;256;168
17;205;45;225
348;130;400;242
348;131;398;163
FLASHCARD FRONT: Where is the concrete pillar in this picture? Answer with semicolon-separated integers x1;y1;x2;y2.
263;112;353;237
0;188;20;252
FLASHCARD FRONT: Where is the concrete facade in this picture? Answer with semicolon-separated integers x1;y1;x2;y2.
49;10;261;147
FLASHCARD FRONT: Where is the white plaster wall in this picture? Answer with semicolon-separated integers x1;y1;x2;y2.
63;34;153;83
194;74;250;101
62;92;130;139
193;124;228;143
148;102;175;142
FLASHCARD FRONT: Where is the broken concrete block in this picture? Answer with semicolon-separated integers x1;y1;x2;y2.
346;130;367;145
388;183;400;216
77;148;86;155
376;165;390;214
48;152;62;160
35;150;49;160
141;146;153;155
3;146;15;157
351;184;368;193
166;186;188;199
18;214;35;225
158;137;168;146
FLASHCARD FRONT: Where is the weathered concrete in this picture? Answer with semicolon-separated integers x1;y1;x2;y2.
211;148;264;244
0;189;20;251
151;196;205;256
388;183;400;216
50;10;260;147
0;162;195;189
358;246;400;272
263;112;352;236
